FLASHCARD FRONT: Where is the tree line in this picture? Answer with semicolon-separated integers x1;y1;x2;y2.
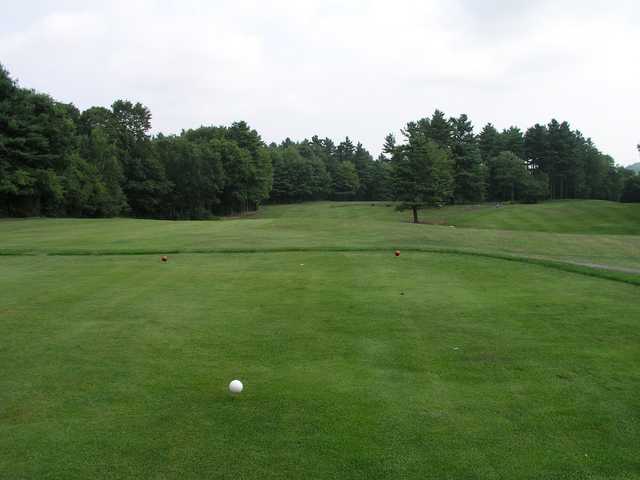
386;110;639;221
1;63;638;219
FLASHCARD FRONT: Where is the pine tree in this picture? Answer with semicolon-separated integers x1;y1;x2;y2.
450;114;485;203
429;109;452;148
478;123;502;164
499;126;525;159
334;161;360;200
392;127;453;223
383;133;396;157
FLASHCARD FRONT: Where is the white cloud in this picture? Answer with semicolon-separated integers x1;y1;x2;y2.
0;0;638;164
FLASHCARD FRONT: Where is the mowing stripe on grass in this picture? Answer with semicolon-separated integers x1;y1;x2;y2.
1;246;637;287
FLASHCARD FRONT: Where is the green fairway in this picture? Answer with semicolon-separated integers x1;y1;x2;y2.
2;201;640;272
1;201;640;479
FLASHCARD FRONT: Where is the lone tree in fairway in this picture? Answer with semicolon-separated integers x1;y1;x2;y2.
391;136;453;223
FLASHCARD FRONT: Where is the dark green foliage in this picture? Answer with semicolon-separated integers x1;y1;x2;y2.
488;151;549;203
164;125;273;216
270;145;328;202
248;147;273;207
520;171;550;203
62;153;113;217
107;100;171;216
0;62;630;218
217;140;256;214
154;135;224;218
621;175;640;203
523;123;548;171
602;164;632;202
546;120;576;198
401;110;452;150
0;64;76;215
352;142;373;198
391;126;454;222
267;136;386;203
499;126;525;159
333;161;360;200
274;145;327;202
478;123;502;164
0;62;278;219
361;158;393;200
382;133;396;156
428;109;452;147
78;106;115;138
489;151;529;201
336;136;355;163
450;114;485;203
81;127;128;216
225;122;273;210
119;143;171;216
111;100;151;142
522;120;621;201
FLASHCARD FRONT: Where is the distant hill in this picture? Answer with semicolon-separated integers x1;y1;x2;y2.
628;162;640;173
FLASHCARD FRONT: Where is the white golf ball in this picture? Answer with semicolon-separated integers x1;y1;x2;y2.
229;379;243;394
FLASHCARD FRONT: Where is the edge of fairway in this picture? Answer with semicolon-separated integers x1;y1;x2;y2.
2;246;638;287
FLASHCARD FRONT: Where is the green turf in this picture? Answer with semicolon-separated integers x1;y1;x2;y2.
419;200;640;235
1;201;640;271
1;201;640;479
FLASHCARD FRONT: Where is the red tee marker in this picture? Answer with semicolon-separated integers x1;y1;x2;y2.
394;250;401;257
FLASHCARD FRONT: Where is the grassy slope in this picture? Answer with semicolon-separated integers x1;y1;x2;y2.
1;201;639;271
419;200;640;235
1;252;640;479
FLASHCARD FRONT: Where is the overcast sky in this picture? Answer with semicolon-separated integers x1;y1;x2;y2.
1;0;638;164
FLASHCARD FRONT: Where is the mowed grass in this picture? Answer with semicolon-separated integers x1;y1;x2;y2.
419;200;640;235
1;201;640;271
1;201;640;478
1;252;640;479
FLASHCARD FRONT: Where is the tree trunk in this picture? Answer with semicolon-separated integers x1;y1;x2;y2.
412;206;419;224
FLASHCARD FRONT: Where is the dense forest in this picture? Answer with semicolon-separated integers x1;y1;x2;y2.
1;63;638;219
